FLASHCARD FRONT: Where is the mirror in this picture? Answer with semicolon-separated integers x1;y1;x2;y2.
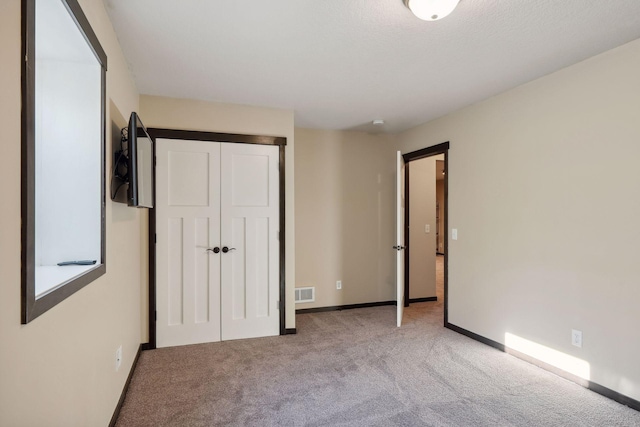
22;0;107;323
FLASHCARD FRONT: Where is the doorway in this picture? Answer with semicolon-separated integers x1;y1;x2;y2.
401;142;449;325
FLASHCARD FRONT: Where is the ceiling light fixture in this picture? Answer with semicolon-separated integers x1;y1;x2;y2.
403;0;460;21
372;119;385;126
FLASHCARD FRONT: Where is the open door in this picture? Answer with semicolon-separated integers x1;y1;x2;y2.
395;151;406;327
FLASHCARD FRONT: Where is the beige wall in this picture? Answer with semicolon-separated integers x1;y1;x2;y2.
0;0;142;425
399;38;640;401
139;95;296;329
294;128;396;308
408;157;437;299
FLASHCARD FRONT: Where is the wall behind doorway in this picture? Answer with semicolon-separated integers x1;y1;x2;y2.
436;159;445;254
408;157;437;299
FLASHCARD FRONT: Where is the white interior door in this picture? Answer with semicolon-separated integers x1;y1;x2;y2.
220;143;280;340
396;151;406;327
156;139;221;348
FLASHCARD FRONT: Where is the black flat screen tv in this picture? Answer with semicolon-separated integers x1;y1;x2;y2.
127;112;154;208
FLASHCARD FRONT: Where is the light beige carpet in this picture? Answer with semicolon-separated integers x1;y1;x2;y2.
116;256;639;426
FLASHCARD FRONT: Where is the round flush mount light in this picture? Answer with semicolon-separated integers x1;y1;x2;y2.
403;0;460;21
372;119;385;126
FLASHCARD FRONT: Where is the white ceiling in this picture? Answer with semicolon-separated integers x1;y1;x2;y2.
103;0;640;134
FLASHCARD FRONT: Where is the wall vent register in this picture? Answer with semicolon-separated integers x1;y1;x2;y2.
295;287;315;303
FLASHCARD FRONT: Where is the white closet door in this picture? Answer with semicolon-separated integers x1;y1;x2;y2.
220;143;280;340
156;139;221;348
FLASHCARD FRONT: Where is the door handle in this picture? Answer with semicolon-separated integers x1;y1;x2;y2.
206;247;220;254
222;246;236;253
393;245;406;251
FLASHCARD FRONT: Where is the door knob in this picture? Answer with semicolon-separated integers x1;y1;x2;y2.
393;245;406;251
206;247;220;254
222;246;236;253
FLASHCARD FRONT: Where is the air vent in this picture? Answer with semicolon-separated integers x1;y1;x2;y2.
295;287;315;303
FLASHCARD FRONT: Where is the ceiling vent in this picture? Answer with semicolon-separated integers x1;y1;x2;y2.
295;287;315;303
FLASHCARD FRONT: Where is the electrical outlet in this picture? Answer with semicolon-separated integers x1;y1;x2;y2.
571;330;582;348
115;345;123;371
336;280;342;290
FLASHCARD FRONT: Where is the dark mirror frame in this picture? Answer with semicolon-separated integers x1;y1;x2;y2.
21;0;108;323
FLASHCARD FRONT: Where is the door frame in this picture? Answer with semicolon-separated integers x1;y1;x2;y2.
403;142;449;324
146;128;287;349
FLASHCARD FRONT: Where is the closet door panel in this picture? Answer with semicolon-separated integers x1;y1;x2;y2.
230;217;247;320
156;139;221;348
221;143;280;340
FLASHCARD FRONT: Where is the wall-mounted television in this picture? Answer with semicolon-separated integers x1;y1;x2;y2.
111;112;154;208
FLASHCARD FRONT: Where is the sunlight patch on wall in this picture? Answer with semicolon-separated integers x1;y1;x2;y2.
505;332;590;380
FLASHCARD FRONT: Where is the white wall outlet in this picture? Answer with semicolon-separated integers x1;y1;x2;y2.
424;224;430;233
452;229;458;240
571;329;583;348
336;280;342;290
115;345;123;371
